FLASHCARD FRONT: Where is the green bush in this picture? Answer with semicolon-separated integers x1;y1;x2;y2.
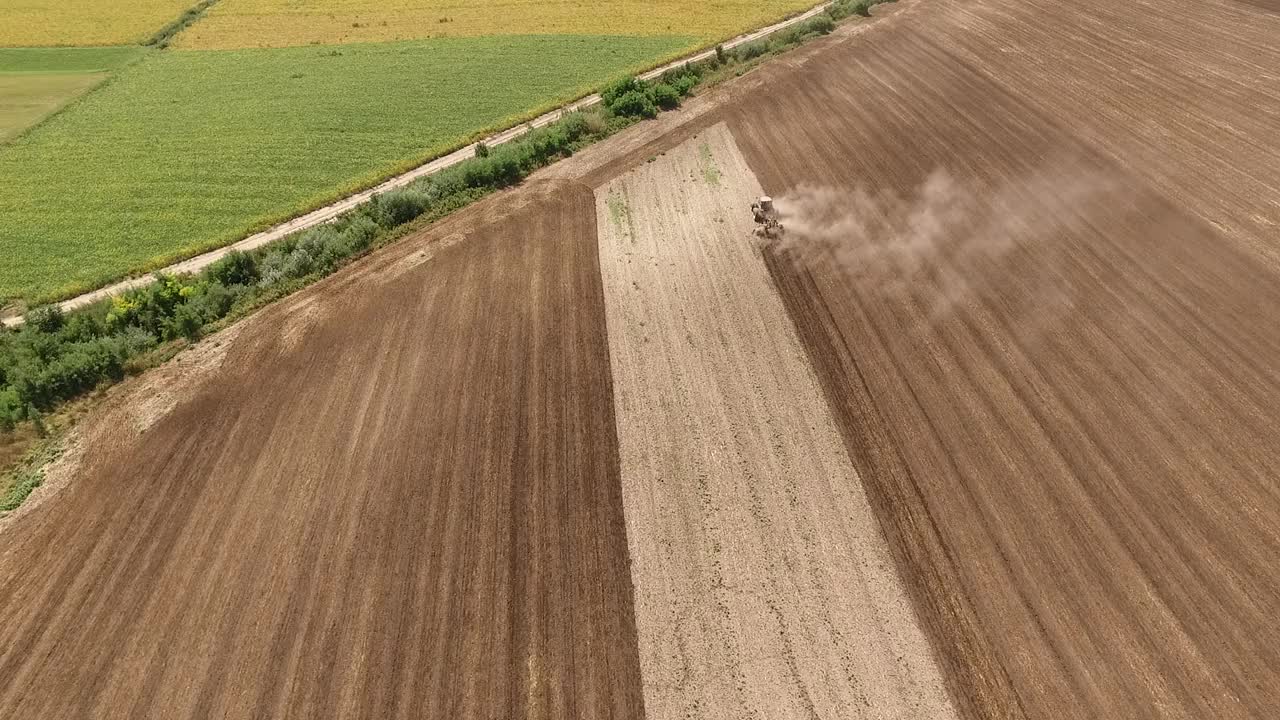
672;74;698;97
58;311;106;344
651;83;681;110
735;39;772;62
105;274;193;336
182;282;240;325
168;303;204;341
260;243;319;285
24;306;63;334
1;329;155;413
609;89;658;119
803;14;836;34
207;250;258;287
463;153;522;188
371;188;429;228
829;0;888;19
0;388;18;430
602;76;644;107
660;63;700;87
337;214;379;253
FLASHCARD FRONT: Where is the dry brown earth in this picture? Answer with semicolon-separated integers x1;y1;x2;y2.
725;0;1280;717
0;183;644;718
594;123;955;719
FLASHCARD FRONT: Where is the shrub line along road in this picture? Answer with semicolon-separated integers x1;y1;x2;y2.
0;1;835;328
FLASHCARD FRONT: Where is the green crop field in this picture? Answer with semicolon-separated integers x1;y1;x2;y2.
0;35;691;301
0;0;823;306
177;0;816;49
0;74;105;142
0;0;192;47
0;47;147;73
0;48;147;141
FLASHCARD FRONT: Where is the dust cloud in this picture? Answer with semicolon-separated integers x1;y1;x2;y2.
767;163;1123;340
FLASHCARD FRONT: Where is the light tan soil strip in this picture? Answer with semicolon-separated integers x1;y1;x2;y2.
593;123;957;719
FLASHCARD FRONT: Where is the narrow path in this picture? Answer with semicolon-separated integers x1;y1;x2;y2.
2;1;835;327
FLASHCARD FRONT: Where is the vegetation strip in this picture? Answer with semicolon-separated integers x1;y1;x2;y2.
0;0;892;495
0;47;147;74
176;0;820;50
2;0;849;318
146;0;222;48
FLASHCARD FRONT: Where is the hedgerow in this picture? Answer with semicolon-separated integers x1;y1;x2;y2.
828;0;893;21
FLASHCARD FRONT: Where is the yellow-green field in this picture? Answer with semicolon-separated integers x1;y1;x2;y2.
0;35;690;301
175;0;817;49
0;0;192;47
1;0;824;303
0;47;146;142
0;74;105;142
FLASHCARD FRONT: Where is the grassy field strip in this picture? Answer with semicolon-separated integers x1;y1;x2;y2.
0;47;147;73
1;1;835;326
176;0;818;49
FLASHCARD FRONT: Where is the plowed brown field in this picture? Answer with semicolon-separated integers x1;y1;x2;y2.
727;0;1280;717
0;184;644;718
1;0;1278;717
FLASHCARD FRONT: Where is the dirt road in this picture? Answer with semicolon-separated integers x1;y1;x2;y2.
594;124;954;719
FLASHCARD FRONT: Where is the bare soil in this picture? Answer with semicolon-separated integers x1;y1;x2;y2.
726;0;1280;717
0;182;644;718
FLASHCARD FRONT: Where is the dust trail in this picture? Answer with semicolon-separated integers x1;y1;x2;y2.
768;162;1124;341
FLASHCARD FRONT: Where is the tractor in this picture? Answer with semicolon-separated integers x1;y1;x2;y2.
751;195;783;239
